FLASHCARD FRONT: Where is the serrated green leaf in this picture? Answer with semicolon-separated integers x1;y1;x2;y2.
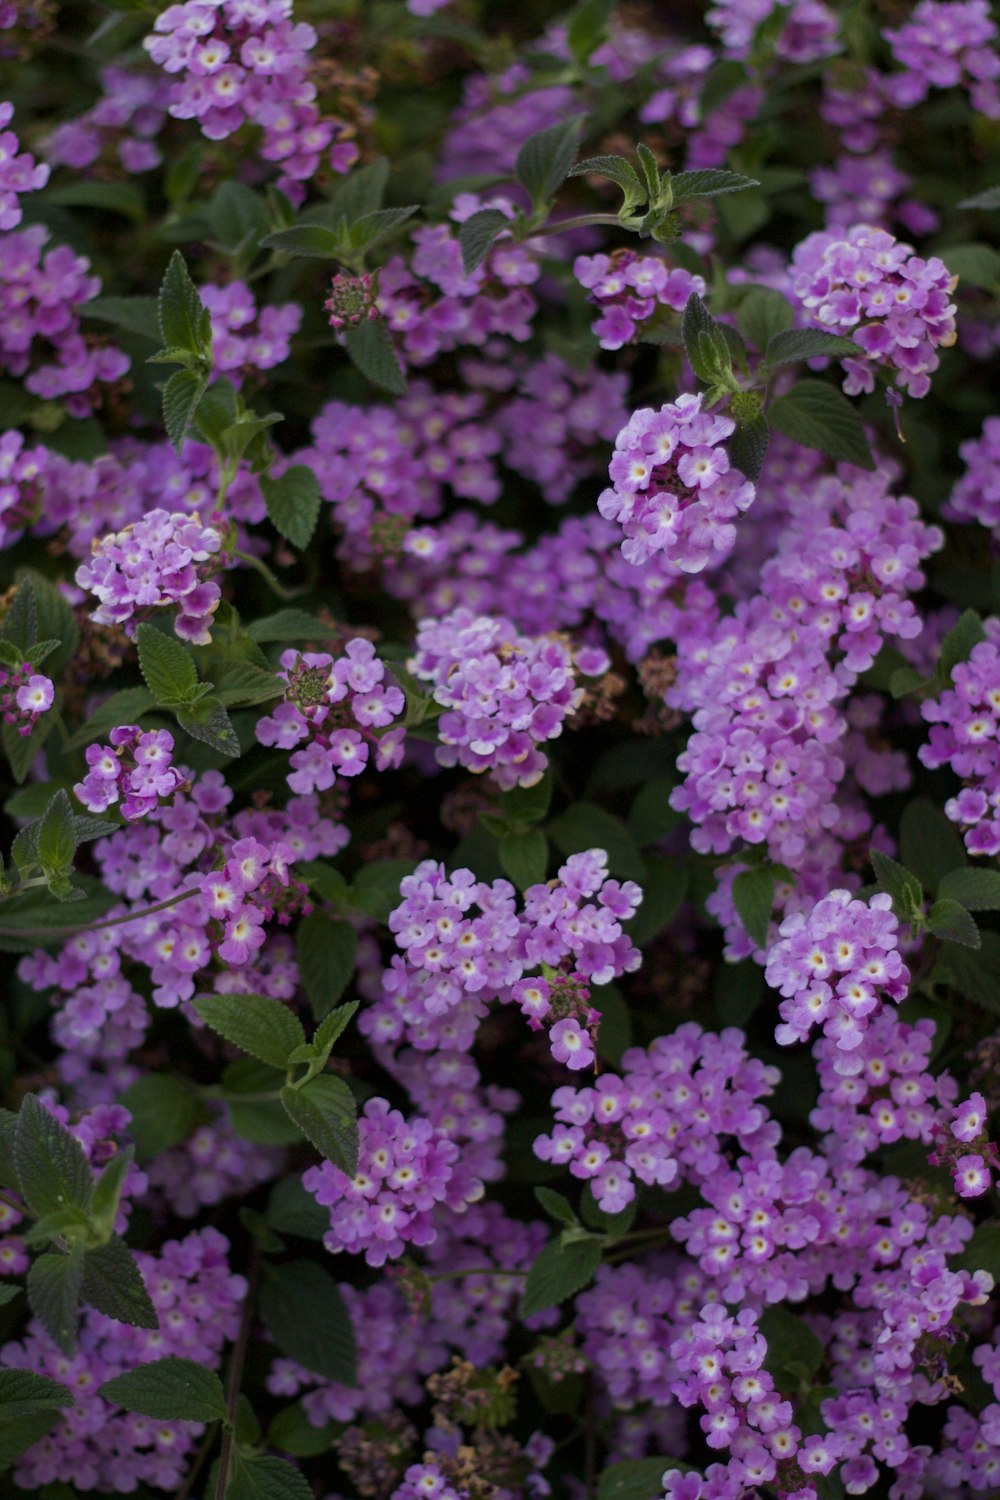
208;181;269;254
27;1250;84;1355
175;697;241;757
161;368;208;455
938;609;987;681
569;154;645;213
259;224;344;259
313;1000;360;1058
731;866;775;950
260;1260;357;1386
280;1075;358;1174
260;465;322;550
0;1369;74;1420
763;328;862;368
329;157;389;221
533;1187;577;1227
947;931;1000;1014
927;898;981;948
341;319;406;396
515;117;585;209
64;688;156;750
870;848;923;919
296;913;357;1020
136;624;198;707
768;379;875;470
99;1357;227;1423
938;867;1000;911
211;660;281;708
350;860;414;922
458;208;510;275
519;1235;602;1318
348;205;420;252
0;1410;60;1470
247;610;329;644
2;713;54;785
158;251;212;357
82;1237;159;1329
14;1095;94;1219
227;1453;314;1500
899;797;966;893
83;296;160;341
36;789;77;881
195;992;306;1070
498;829;548;890
760;1305;824;1389
729;412;769;482
597;1458;680;1500
91;1148;134;1240
669;169;759;204
0;879;116;952
566;0;614;61
942;242;1000;290
120;1074;204;1163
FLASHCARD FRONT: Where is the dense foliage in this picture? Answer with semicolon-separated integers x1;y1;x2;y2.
2;2;1000;1498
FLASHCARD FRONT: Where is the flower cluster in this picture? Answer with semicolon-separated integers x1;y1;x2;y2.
791;223;958;397
0;428;47;548
0;101;48;229
0;660;53;735
256;638;405;795
928;1088;1000;1198
883;0;1000;118
409;608;607;790
495;354;630;505
143;0;356;192
574;251;707;350
598;394;756;571
303;1097;485;1267
45;66;170;174
919;635;1000;854
2;1228;245;1493
947;414;1000;530
201;280;301;380
705;0;840;64
75;508;224;643
74;727;185;820
764;888;910;1055
0;225;129;412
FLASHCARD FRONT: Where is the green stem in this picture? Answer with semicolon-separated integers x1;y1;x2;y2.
524;212;624;239
215;1241;260;1500
0;875;53;903
0;886;197;939
234;549;306;602
0;1188;30;1220
425;1266;527;1282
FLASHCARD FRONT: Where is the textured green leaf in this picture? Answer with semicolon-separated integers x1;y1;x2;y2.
260;1260;357;1386
938;867;1000;911
14;1095;94;1218
208;181;269;253
296;913;357;1019
280;1075;358;1174
669;168;759;203
120;1074;204;1162
27;1250;85;1355
731;866;775;950
342;319;406;396
548;803;645;881
161;368;208;455
260;465;322;550
498;829;548;890
899;797;966;893
136;624;198;707
0;1410;60;1469
942;242;1000;290
520;1235;602;1318
227;1453;313;1500
348;205;420;252
0;1369;74;1420
938;609;987;682
312;1001;359;1058
534;1187;577;1227
458;208;510;274
729;412;769;482
83;296;160;341
769;380;875;469
81;1237;159;1329
158;251;212;356
947;932;1000;1014
870;849;923;920
36;790;77;880
175;697;241;757
927;898;981;949
763;328;862;367
247;610;329;643
211;661;282;708
64;687;156;749
349;860;414;921
259;224;344;259
99;1357;227;1423
516;117;585;207
195;992;306;1070
597;1458;678;1500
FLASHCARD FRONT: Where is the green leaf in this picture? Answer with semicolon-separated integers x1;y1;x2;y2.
14;1095;94;1218
266;1401;341;1457
81;1236;159;1328
0;1284;20;1307
91;1147;134;1240
349;860;414;922
597;1458;679;1500
534;1186;578;1227
870;848;923;920
0;578;36;652
942;242;1000;291
313;1000;359;1058
296;912;357;1020
520;1235;602;1318
760;1305;824;1390
82;296;160;341
498;829;548;890
938;867;1000;911
120;1074;204;1162
260;465;322;550
208;181;269;253
515;117;585;209
266;1175;330;1241
669;168;759;203
259;224;344;259
158;250;212;357
763;328;862;368
624;856;687;947
348;205;420;252
329;157;390;221
47;179;145;219
136;624;199;707
211;661;281;709
260;1260;357;1386
942;931;1000;1014
927;898;981;949
682;292;732;385
899;796;966;893
175;697;241;757
27;1250;84;1355
0;879;116;952
959;186;1000;211
247;610;329;643
227;1453;313;1500
569;154;645;214
768;379;875;469
161;368;208;455
938;608;987;682
64;687;156;750
729;412;769;483
548;803;645;880
954;1221;1000;1278
0;1410;61;1469
280;1075;358;1174
18;568;80;679
458;208;510;275
731;866;775;950
341;319;406;396
0;1369;74;1420
2;714;54;785
195;992;306;1069
99;1357;228;1423
225;1060;304;1147
36;789;77;882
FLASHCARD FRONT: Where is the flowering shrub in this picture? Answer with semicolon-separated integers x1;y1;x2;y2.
0;4;1000;1500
